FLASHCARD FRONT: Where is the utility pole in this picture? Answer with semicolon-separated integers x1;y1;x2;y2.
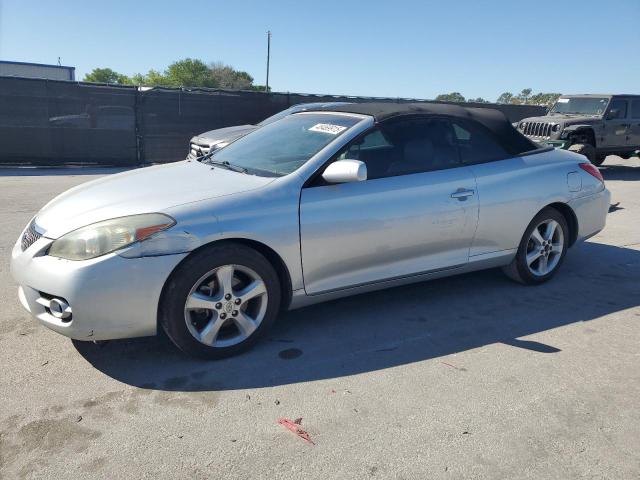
265;30;271;93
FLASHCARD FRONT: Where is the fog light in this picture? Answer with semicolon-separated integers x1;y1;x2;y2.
49;298;72;320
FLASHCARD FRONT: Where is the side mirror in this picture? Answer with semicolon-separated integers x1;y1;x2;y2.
606;109;619;120
322;159;367;184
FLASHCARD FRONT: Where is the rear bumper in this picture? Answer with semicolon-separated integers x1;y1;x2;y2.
569;187;611;242
10;237;187;341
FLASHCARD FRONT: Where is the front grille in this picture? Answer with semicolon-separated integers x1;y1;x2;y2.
522;122;554;139
21;220;43;251
189;142;211;158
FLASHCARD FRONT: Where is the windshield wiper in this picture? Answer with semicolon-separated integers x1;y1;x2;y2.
207;159;248;174
198;151;248;173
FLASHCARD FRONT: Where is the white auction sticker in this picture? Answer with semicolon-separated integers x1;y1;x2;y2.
308;123;348;135
556;98;569;103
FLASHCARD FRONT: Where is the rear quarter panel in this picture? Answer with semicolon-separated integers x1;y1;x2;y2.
468;148;582;257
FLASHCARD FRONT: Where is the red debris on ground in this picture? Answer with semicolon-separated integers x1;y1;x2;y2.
278;418;315;445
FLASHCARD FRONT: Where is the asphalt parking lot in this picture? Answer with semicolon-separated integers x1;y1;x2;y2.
1;158;639;479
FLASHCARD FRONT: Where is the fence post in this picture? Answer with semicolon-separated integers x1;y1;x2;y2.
134;88;144;166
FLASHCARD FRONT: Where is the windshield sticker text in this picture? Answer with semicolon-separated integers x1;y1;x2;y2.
308;123;348;135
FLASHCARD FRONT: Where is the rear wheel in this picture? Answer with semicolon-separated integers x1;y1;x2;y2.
160;243;281;359
568;143;599;165
502;208;569;285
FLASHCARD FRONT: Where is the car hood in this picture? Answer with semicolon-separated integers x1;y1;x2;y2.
192;125;258;146
35;160;275;239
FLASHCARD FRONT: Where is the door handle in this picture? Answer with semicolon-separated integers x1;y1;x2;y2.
451;188;475;200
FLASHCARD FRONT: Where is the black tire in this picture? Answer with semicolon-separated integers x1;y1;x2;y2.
502;207;570;285
568;143;598;165
159;242;281;359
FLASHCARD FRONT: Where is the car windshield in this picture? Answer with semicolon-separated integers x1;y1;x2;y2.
549;97;609;115
208;113;361;176
257;106;300;126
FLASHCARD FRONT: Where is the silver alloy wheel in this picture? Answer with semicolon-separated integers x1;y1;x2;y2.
525;219;564;277
184;264;268;348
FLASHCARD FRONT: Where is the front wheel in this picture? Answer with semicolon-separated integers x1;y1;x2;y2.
502;208;569;285
160;243;281;359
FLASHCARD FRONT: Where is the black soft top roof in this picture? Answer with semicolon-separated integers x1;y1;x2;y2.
307;102;538;155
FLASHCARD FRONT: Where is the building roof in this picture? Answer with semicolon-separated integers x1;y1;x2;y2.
0;59;76;70
307;102;538;155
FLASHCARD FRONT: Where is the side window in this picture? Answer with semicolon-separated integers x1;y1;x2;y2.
337;118;460;179
339;128;392;161
608;99;628;119
631;100;640;119
451;120;510;164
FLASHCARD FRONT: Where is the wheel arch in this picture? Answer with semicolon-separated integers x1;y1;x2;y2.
566;126;596;147
227;238;293;310
542;202;579;247
158;238;294;328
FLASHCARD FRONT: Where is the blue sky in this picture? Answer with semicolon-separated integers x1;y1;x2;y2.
1;0;638;101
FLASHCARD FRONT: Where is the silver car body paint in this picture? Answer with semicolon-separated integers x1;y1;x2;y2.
11;111;610;341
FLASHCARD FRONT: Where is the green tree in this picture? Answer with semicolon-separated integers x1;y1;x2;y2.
514;88;533;104
131;69;170;87
209;62;254;89
528;92;562;107
496;92;514;104
83;68;131;85
129;58;258;89
435;92;466;102
497;90;562;107
164;58;214;87
468;97;489;104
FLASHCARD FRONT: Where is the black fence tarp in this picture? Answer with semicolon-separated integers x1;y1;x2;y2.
0;76;547;166
0;77;138;166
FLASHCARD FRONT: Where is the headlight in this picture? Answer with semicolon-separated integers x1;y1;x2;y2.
552;123;561;132
48;213;175;260
519;122;526;130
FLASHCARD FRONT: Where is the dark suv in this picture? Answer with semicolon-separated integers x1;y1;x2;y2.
516;94;640;166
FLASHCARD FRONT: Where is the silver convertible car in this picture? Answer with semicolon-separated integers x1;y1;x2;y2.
11;103;610;359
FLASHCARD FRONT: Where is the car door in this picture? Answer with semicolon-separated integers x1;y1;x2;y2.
602;98;630;149
450;118;542;257
299;117;479;295
628;99;640;149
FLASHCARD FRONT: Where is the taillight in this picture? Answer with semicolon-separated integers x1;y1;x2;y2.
579;162;604;183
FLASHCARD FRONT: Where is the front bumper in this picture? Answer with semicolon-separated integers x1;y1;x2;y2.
523;136;570;149
10;236;187;341
543;139;570;149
